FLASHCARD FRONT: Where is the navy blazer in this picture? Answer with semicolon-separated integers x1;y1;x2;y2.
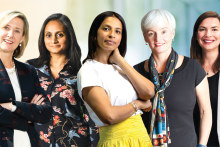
0;59;52;147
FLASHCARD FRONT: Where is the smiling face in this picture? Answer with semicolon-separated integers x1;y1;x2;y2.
143;20;175;55
0;17;24;54
96;16;122;53
197;17;220;52
44;20;68;55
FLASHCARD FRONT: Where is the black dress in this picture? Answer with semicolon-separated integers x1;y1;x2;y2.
134;57;206;147
194;71;219;146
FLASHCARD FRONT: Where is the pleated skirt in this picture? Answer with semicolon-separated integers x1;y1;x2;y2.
98;114;153;147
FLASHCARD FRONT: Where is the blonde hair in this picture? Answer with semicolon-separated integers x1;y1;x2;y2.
0;10;29;58
141;9;176;33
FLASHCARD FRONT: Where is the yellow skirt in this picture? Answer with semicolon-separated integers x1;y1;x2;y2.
98;114;153;147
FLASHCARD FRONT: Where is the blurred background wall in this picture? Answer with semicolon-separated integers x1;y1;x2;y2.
1;0;220;65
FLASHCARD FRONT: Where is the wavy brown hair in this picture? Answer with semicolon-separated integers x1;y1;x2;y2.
190;11;220;72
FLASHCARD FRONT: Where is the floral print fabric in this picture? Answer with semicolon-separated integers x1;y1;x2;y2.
31;60;99;147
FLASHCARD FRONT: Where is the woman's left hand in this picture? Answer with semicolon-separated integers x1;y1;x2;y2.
31;94;45;105
109;48;123;65
0;102;12;111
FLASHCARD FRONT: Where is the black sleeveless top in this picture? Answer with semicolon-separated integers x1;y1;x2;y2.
194;71;219;146
208;71;219;145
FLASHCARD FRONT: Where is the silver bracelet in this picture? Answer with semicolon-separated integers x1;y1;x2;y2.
130;102;138;112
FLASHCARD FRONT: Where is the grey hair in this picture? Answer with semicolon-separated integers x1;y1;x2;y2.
141;9;176;33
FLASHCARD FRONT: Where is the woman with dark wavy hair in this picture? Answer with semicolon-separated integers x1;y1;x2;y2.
77;11;154;146
27;13;99;147
191;11;220;147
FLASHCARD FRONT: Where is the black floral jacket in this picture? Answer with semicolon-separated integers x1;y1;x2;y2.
0;59;52;147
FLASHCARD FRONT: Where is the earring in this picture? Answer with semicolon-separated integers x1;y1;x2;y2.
145;43;148;46
19;43;21;47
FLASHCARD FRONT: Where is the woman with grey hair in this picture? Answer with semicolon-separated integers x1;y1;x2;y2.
0;10;52;147
134;9;212;147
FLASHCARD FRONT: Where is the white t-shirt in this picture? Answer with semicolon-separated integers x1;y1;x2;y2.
6;66;31;147
77;59;142;127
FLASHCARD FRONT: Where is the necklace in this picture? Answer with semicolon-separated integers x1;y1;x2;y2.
206;71;209;75
203;65;211;75
6;66;16;75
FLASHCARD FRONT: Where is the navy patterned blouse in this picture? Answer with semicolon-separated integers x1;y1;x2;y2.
28;59;99;147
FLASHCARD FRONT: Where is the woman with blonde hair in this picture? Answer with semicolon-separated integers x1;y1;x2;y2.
0;10;52;147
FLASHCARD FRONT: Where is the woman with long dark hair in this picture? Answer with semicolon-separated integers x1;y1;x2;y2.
28;13;99;147
77;11;154;146
191;11;220;147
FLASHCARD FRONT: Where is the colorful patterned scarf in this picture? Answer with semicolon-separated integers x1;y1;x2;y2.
149;49;178;147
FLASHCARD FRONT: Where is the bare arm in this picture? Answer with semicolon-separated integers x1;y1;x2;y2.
196;76;212;145
82;86;152;125
109;49;155;100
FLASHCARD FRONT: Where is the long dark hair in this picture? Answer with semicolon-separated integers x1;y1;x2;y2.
28;13;81;73
190;11;220;72
83;11;127;63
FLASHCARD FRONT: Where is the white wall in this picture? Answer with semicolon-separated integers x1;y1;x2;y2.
1;0;220;65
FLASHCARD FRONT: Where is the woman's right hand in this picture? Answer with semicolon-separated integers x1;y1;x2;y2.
135;99;152;112
108;48;123;65
31;94;45;105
